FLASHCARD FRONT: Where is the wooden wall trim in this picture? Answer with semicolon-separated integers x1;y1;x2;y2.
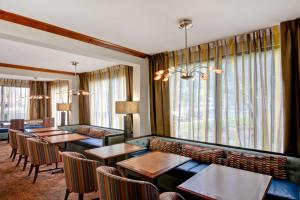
0;62;75;76
0;9;148;58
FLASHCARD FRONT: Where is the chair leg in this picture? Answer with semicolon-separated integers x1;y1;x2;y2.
9;149;13;158
55;162;58;169
16;155;22;166
28;164;34;176
33;165;40;183
78;194;83;200
12;149;17;162
64;189;70;200
23;156;28;171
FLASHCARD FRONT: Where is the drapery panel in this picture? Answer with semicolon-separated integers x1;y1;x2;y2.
50;80;70;126
281;18;300;156
159;26;283;152
0;79;30;121
79;65;132;129
29;81;51;120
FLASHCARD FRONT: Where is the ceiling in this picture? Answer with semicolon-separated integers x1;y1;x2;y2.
1;0;300;55
0;38;117;73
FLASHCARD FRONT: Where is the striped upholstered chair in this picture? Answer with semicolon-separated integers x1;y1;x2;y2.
8;129;20;161
27;138;61;183
15;132;31;170
96;166;185;200
10;119;24;131
43;117;55;128
62;152;99;200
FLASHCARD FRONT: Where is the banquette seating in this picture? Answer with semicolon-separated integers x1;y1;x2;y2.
127;136;300;200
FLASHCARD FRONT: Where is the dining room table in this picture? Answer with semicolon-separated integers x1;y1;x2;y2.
34;130;70;137
25;127;59;134
116;151;191;184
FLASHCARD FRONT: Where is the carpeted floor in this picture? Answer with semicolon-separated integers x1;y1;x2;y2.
0;141;98;200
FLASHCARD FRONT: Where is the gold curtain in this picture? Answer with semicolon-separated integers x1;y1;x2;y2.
281;18;300;156
79;73;90;124
29;81;51;120
149;53;171;136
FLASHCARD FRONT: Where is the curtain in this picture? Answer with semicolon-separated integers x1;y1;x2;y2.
79;73;91;124
0;79;30;121
79;65;132;128
149;53;171;136
29;81;51;120
165;26;284;152
281;18;300;156
50;80;70;126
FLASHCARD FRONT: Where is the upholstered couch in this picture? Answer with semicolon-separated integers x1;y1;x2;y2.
126;136;300;200
59;124;125;155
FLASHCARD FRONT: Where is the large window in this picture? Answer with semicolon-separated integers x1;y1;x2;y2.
0;80;30;121
169;31;283;152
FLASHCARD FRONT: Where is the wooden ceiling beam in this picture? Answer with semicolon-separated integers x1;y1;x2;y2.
0;62;75;76
0;9;149;58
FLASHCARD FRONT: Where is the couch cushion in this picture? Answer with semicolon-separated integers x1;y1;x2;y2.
0;128;9;133
24;125;44;129
89;128;111;138
181;144;224;164
167;160;210;179
226;151;287;179
77;126;90;135
149;138;181;154
266;179;300;200
128;149;151;158
73;138;104;148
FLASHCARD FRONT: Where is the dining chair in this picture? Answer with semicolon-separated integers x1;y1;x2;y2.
96;166;185;200
10;119;25;131
8;129;20;161
15;132;31;170
27;137;61;183
62;152;99;200
43;117;55;128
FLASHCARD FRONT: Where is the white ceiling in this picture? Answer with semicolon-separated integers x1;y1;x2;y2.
0;38;117;73
1;0;300;54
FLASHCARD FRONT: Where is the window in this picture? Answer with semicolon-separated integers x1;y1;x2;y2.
170;36;283;152
0;84;30;121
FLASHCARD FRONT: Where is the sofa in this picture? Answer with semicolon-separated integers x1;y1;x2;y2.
59;124;125;156
126;136;300;200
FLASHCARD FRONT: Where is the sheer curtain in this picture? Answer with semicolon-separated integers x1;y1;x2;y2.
170;26;284;152
0;79;30;121
50;80;70;126
89;65;128;129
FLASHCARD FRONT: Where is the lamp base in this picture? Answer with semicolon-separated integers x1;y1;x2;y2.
60;112;66;126
124;115;133;138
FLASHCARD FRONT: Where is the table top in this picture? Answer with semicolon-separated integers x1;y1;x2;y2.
34;130;70;137
43;133;89;144
117;151;191;179
85;143;145;160
26;127;59;133
177;164;272;200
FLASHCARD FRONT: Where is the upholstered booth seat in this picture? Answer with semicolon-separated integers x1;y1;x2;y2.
167;160;210;179
128;149;151;158
0;128;9;140
266;179;300;200
24;125;44;129
73;138;104;148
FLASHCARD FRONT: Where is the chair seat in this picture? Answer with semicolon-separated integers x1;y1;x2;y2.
167;160;210;178
73;138;104;148
0;128;9;133
128;149;151;158
266;179;300;200
24;125;44;129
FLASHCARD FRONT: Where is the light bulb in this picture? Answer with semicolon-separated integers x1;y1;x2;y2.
154;75;162;80
155;70;164;76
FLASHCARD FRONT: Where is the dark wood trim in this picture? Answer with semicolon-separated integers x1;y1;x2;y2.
0;9;148;58
0;62;74;76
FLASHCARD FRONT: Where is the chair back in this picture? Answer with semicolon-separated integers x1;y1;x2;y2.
62;152;98;194
10;119;24;131
96;166;160;200
27;138;61;165
8;129;20;149
43;117;55;128
16;132;30;156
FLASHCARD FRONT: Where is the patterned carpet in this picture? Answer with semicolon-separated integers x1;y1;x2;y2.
0;141;98;200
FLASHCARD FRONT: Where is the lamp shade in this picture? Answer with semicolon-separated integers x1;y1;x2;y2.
115;101;139;114
56;103;71;111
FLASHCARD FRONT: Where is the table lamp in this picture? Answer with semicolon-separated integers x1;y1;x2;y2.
115;101;139;138
56;103;71;126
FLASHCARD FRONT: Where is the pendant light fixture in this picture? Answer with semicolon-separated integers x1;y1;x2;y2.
154;19;223;81
29;77;50;100
69;61;89;96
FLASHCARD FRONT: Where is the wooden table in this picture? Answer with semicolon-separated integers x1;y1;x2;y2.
85;143;145;165
34;130;70;137
177;164;272;200
116;151;191;183
25;127;59;133
43;133;89;144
